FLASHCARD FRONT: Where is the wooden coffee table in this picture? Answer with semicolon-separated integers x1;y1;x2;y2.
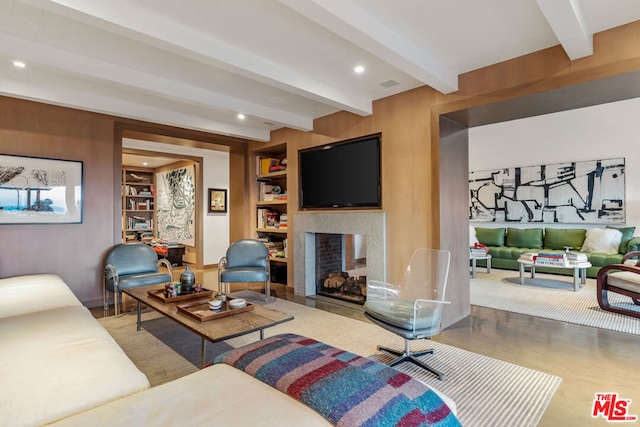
123;284;294;367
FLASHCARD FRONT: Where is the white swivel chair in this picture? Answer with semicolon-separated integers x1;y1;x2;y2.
364;248;451;380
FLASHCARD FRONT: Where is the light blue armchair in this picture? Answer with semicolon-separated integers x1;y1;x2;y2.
218;239;272;302
103;243;173;316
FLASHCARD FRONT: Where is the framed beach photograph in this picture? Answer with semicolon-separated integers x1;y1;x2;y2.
0;154;83;224
208;188;227;213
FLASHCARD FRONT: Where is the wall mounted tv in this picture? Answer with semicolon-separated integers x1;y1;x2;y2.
299;134;381;209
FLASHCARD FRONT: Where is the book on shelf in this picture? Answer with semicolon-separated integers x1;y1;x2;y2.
257;208;283;229
260;236;286;258
257;208;267;229
128;217;153;230
258;157;280;175
259;182;286;201
265;211;280;228
268;161;286;172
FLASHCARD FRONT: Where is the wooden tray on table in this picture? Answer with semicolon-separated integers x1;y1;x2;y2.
176;297;255;322
147;287;214;303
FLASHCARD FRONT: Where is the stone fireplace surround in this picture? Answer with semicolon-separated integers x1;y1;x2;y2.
293;212;386;297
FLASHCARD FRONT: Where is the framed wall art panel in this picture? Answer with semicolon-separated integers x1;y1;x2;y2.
156;165;196;246
469;157;625;224
208;188;227;213
0;154;83;224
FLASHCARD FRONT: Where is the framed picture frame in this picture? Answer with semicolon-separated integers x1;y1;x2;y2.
208;188;227;213
0;154;83;224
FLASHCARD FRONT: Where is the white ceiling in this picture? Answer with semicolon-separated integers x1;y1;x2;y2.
1;0;639;142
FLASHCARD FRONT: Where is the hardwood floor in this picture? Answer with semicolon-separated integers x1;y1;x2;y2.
98;266;640;426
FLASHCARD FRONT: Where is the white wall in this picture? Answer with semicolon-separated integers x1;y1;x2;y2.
469;97;640;232
123;138;230;265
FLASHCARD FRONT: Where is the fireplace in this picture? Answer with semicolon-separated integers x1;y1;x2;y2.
293;212;386;299
315;233;367;304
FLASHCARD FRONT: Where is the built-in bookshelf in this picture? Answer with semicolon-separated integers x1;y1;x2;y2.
122;168;155;243
254;144;288;285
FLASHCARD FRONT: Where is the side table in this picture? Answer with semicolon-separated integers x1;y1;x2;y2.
154;245;186;267
470;253;491;278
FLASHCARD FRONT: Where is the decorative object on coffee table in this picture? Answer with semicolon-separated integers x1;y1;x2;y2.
148;287;213;303
180;264;195;293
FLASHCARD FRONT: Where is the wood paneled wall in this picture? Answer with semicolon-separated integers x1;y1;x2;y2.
0;98;117;304
0;97;248;306
255;86;440;288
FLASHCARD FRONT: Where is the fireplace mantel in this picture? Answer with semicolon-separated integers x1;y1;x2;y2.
293;212;386;296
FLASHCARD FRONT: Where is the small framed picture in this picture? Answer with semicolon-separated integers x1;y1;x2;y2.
208;188;227;213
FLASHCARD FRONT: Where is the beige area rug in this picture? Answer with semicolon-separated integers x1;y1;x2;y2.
471;268;640;335
100;298;561;427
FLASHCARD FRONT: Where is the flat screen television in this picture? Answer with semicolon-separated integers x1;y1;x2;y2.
299;134;381;209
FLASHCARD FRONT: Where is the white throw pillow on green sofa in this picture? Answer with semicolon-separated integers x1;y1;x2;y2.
470;225;479;246
581;228;623;254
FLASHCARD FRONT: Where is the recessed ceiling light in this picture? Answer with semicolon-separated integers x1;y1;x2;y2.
12;61;26;68
142;162;148;166
354;65;365;74
237;113;245;120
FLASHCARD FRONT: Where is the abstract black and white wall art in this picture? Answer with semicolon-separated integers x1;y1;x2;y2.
0;154;83;223
156;165;196;246
469;157;625;223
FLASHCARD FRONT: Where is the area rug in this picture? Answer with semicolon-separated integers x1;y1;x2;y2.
100;298;561;427
471;269;640;335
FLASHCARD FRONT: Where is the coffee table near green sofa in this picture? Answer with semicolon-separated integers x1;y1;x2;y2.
471;225;639;279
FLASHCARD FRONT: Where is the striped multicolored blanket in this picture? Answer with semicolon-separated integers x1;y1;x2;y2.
213;333;460;427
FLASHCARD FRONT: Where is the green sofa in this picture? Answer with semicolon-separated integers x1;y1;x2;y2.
471;226;640;278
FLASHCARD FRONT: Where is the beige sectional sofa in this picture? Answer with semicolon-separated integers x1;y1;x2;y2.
0;274;150;427
1;274;456;426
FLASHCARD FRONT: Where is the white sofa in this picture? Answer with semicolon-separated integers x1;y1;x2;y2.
1;274;456;426
0;274;151;427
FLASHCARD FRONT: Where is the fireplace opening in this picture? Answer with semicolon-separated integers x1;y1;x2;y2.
315;233;367;304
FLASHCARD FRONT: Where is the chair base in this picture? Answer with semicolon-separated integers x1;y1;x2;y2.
103;290;125;318
377;345;446;381
598;288;640;319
